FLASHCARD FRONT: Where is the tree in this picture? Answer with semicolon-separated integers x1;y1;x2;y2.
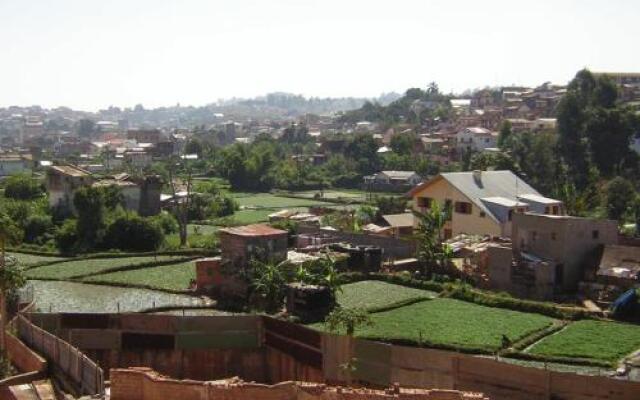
73;186;106;249
4;174;43;200
390;132;416;155
0;213;25;354
605;177;635;222
103;214;164;252
497;120;513;150
76;119;95;138
413;201;453;276
166;155;193;247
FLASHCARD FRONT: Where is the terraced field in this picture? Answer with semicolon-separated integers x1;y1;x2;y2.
337;280;436;312
8;252;68;266
82;260;196;291
233;193;333;208
527;320;640;363
25;255;190;279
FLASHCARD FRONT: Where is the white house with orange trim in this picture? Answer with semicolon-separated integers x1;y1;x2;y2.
407;170;563;239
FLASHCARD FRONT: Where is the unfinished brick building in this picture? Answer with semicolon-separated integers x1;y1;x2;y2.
219;224;288;268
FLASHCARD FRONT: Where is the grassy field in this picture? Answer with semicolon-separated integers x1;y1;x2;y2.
8;252;68;266
233;193;333;208
82;260;196;291
527;320;640;363
26;255;188;279
331;298;554;352
337;281;436;312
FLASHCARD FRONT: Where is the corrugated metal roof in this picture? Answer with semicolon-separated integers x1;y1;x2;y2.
382;213;414;228
219;224;287;237
441;171;539;221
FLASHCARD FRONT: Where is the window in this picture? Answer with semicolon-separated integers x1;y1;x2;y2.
454;201;472;214
552;205;559;215
508;210;514;221
532;231;537;242
480;211;486;218
551;232;557;241
544;206;551;214
592;230;599;239
417;197;432;208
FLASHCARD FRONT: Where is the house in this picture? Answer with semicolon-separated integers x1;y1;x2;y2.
455;127;498;153
365;171;422;189
219;224;288;268
123;150;152;168
0;154;28;176
45;165;93;213
488;213;618;299
127;129;163;144
46;165;161;216
408;170;563;239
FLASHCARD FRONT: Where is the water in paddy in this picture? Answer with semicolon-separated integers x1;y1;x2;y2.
29;280;208;313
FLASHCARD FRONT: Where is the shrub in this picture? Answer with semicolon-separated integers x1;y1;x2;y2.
23;214;53;243
150;211;179;234
4;174;43;200
209;194;238;218
104;215;164;252
54;220;79;254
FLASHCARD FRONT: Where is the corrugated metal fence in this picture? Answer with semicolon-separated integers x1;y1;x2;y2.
16;314;105;397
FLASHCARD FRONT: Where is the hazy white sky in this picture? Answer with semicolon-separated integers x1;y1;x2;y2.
1;0;639;111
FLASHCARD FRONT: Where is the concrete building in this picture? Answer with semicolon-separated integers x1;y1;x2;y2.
409;170;563;239
126;129;163;144
489;213;618;299
45;165;93;213
364;171;422;192
0;154;28;176
455;127;498;152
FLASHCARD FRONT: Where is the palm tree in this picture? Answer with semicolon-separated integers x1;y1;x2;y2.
412;202;452;276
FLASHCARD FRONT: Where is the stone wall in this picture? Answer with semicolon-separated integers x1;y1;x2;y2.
110;367;489;400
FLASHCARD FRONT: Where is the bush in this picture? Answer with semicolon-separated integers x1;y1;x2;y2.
104;215;165;252
209;194;238;218
150;211;179;234
4;174;43;200
54;220;79;254
23;214;53;244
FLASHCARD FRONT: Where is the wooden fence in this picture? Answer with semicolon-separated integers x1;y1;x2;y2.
16;314;105;397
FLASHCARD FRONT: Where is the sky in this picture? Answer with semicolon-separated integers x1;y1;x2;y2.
1;0;639;111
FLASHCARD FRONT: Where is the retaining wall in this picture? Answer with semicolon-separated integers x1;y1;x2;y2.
21;313;640;400
110;367;488;400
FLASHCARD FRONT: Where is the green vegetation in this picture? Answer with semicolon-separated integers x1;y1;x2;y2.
326;298;554;353
337;281;435;312
233;193;332;208
528;320;640;363
8;252;68;266
82;260;196;291
25;255;188;279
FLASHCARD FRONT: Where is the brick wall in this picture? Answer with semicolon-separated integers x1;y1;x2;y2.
5;331;46;374
110;368;489;400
